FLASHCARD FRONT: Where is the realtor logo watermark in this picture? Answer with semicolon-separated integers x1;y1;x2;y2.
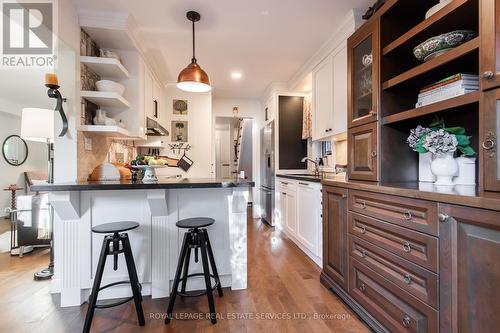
1;0;57;68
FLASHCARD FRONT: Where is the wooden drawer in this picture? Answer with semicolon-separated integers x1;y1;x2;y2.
349;212;438;272
349;190;438;236
350;235;438;309
349;258;438;333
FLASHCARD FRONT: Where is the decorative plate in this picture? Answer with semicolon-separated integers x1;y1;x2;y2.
413;30;476;62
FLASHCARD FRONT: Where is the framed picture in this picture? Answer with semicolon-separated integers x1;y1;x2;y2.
171;121;188;142
173;99;188;115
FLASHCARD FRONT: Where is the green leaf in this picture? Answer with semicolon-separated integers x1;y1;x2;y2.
458;145;476;156
415;135;428;153
429;116;444;128
445;127;465;135
455;134;470;146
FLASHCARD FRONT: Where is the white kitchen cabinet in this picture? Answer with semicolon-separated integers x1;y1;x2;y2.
312;55;334;141
312;43;348;141
275;177;322;266
144;68;154;120
296;181;322;257
332;44;348;136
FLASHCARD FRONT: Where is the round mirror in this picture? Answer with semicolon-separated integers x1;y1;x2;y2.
2;135;28;166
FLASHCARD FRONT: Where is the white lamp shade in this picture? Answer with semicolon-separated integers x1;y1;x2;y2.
21;108;55;142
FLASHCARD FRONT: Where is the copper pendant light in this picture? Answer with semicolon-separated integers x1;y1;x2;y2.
177;11;211;92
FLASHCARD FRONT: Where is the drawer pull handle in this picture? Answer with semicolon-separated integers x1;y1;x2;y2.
359;283;366;292
403;273;412;285
361;249;368;258
360;225;367;234
361;201;367;209
439;213;450;223
403;242;411;253
403;210;412;221
402;315;411;328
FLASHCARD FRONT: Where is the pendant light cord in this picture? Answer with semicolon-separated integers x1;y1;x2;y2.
191;19;196;63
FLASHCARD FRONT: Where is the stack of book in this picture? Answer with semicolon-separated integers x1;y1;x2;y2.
416;73;479;108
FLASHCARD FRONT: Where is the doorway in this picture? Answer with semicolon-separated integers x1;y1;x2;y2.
214;117;253;180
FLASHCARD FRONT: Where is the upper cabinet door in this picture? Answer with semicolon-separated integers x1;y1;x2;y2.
348;122;378;181
144;69;153;119
312;55;334;140
481;0;500;90
332;44;348;136
482;89;500;191
348;20;379;128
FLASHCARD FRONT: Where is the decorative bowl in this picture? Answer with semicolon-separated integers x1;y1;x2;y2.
131;165;166;183
413;30;476;62
96;80;125;95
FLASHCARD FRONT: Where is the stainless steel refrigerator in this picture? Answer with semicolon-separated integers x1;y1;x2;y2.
260;121;275;226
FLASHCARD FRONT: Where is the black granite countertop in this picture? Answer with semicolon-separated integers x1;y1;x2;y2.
276;173;346;183
30;177;255;192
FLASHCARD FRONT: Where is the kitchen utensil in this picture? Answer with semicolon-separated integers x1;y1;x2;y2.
96;80;125;95
177;153;193;172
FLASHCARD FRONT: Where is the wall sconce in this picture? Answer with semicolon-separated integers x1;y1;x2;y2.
232;107;239;117
45;73;68;137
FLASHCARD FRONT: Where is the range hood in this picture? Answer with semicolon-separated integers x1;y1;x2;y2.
146;117;169;136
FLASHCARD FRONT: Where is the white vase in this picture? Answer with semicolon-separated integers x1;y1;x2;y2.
419;153;436;182
454;157;476;185
93;109;106;125
431;152;458;186
425;0;452;18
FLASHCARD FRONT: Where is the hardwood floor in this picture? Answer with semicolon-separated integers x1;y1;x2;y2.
0;214;370;333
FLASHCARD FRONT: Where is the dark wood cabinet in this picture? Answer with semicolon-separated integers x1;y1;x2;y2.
322;186;348;290
480;0;500;90
348;20;379;128
439;203;500;332
482;89;500;191
348;122;378;181
349;258;438;333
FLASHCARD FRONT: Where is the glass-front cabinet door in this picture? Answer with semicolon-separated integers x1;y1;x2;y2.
483;88;500;191
348;20;379;128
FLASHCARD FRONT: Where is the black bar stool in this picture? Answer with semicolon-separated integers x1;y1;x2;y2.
83;221;145;333
165;217;223;325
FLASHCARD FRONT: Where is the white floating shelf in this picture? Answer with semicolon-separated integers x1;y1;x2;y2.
81;91;130;108
80;125;141;140
80;56;129;79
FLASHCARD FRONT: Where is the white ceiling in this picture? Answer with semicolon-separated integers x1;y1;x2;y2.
73;0;371;99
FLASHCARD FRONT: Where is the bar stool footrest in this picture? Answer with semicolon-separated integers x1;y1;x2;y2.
176;273;221;298
89;280;142;309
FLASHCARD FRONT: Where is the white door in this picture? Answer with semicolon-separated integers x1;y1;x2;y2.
296;183;319;255
215;128;231;178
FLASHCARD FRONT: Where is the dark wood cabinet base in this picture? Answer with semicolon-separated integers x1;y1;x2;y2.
320;272;387;333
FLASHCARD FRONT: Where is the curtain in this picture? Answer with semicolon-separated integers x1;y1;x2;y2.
302;94;312;139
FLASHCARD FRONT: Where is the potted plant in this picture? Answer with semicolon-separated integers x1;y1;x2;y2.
407;117;475;185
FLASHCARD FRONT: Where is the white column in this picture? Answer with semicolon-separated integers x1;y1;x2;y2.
148;190;170;298
229;188;248;290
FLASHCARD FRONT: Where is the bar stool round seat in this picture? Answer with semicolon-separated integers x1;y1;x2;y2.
176;217;215;229
92;221;139;233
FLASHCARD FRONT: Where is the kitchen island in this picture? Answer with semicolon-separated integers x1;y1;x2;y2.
31;177;253;307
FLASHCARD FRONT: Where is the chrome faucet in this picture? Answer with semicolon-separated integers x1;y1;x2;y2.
301;157;320;177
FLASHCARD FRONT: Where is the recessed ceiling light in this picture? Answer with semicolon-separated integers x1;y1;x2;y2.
260;10;269;15
231;72;243;80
